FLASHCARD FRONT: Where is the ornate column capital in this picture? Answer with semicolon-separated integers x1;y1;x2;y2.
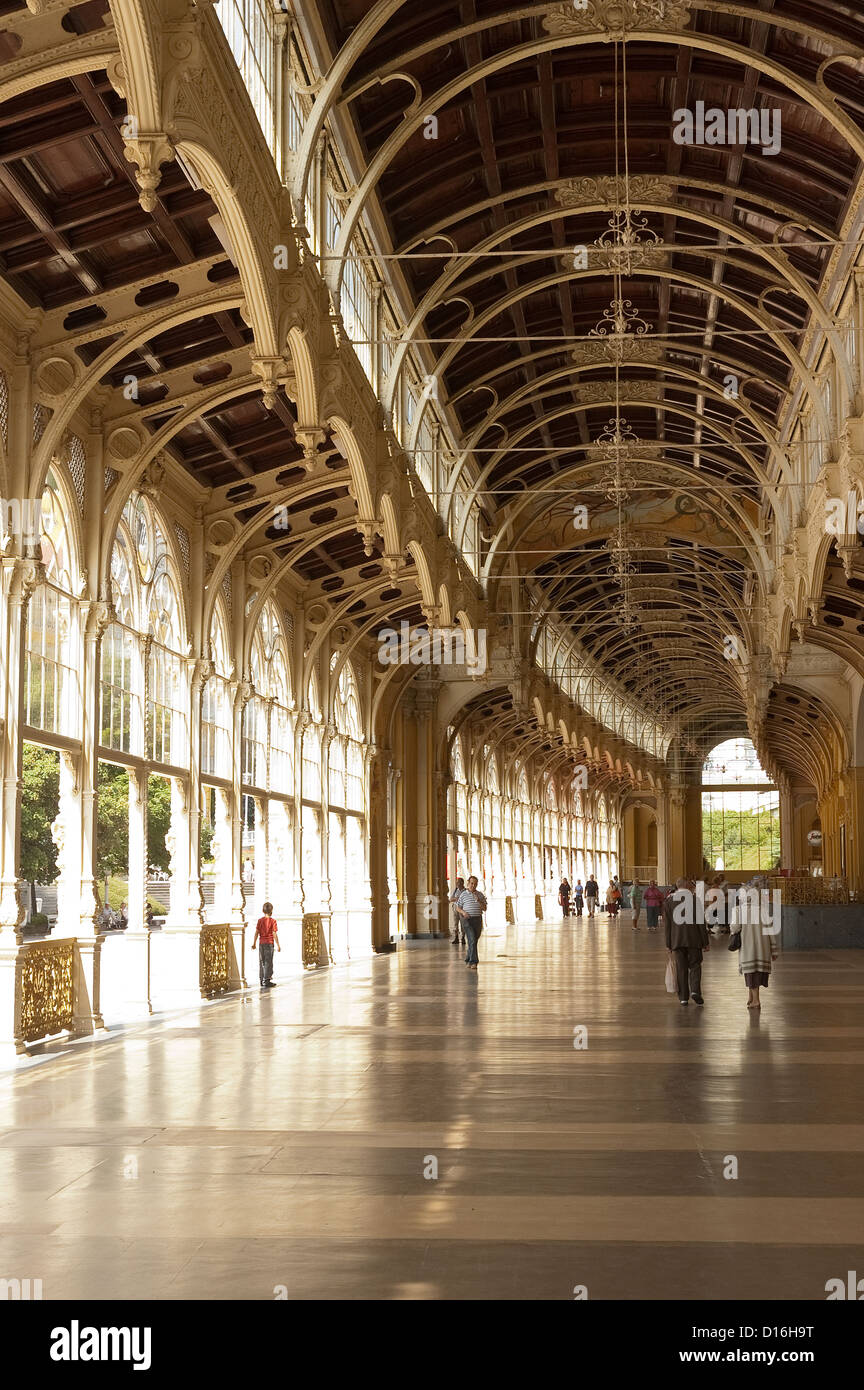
122;134;175;213
251;356;295;411
294;424;328;470
232;678;253;711
81;598;114;640
2;554;44;604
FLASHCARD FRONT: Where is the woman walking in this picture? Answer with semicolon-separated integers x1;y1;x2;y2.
573;880;584;917
735;908;779;1009
558;877;572;919
643;879;664;931
606;879;622;917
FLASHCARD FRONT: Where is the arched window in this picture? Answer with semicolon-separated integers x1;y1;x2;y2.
702;738;779;871
202;601;232;778
101;524;135;752
27;469;79;734
101;494;187;764
302;667;323;800
544;776;557;851
450;734;468;834
330;657;364;810
333;658;362;738
146;524;185;765
486;751;501;838
597;796;609;854
245;598;293;792
516;766;530;842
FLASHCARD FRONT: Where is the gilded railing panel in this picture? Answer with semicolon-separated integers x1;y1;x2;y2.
769;876;849;905
505;896;515;924
534;894;543;920
302;912;328;968
200;926;231;995
18;940;75;1045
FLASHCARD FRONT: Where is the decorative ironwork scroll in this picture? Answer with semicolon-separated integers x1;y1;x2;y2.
769;876;849;906
543;0;691;42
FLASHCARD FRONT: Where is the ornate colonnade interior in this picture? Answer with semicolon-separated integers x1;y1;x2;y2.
0;0;863;1054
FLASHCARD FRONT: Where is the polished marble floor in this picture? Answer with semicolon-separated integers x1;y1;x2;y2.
1;914;863;1299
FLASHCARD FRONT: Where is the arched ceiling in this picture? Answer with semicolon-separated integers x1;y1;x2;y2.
313;0;864;767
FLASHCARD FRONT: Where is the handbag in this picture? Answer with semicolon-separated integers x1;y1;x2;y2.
728;931;741;951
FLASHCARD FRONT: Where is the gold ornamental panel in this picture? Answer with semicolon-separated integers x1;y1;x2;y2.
18;940;74;1045
200;926;231;995
769;876;849;906
535;894;543;920
302;913;328;968
505;896;515;924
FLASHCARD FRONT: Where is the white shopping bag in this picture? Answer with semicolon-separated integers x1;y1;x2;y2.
665;958;676;993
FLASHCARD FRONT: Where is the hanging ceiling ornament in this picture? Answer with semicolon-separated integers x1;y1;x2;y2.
594;208;663;275
605;516;644;631
593;415;644;505
588;296;654;362
606;520;638;577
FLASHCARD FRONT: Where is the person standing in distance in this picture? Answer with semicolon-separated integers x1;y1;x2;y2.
630;878;644;930
448;877;466;946
252;902;280;988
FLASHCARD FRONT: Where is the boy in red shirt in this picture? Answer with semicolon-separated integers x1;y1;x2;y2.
252;902;280;988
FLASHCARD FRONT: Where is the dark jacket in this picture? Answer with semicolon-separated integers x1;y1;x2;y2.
663;890;710;951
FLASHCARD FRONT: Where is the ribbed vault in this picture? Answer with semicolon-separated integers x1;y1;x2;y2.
310;0;864;779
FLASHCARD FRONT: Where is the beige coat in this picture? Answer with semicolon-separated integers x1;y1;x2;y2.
736;916;778;976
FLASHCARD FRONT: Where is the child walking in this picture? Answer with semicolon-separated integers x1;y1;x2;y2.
252;902;280;988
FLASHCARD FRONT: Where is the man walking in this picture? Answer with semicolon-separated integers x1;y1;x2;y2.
455;875;486;970
558;877;572;919
584;874;599;917
663;877;710;1005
